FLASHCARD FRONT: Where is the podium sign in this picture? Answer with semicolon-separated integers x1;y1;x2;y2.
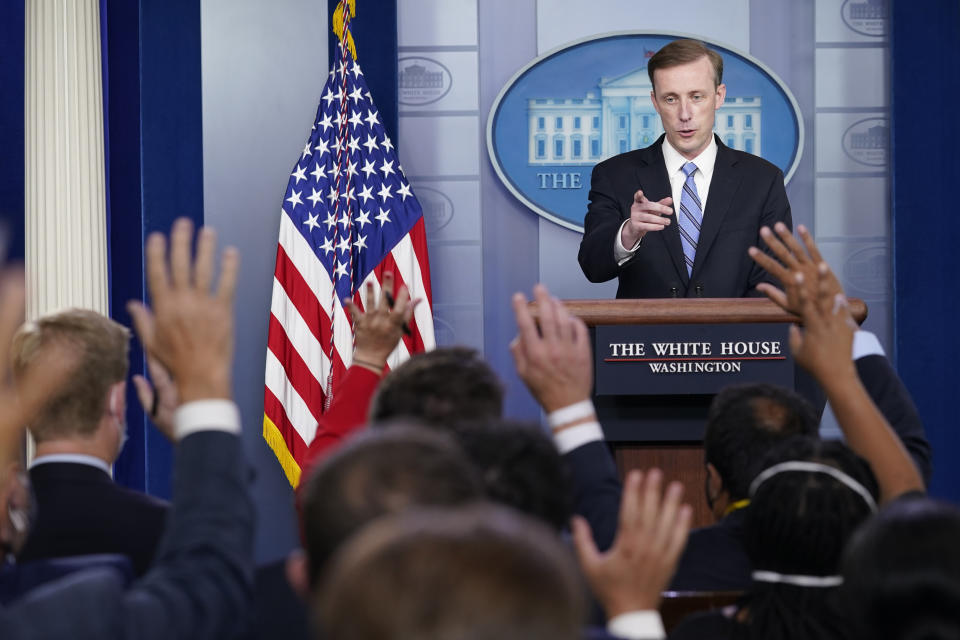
595;323;794;396
547;297;865;442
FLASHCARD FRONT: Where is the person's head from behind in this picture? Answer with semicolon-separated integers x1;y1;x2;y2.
452;419;572;532
737;436;878;640
842;496;960;640
745;436;878;579
11;309;130;463
318;504;586;640
647;39;726;160
294;425;484;592
368;347;503;428
704;383;818;518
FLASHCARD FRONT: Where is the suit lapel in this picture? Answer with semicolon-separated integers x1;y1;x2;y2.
636;138;688;285
693;138;741;277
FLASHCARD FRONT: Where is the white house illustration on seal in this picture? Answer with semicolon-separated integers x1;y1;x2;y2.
527;64;762;165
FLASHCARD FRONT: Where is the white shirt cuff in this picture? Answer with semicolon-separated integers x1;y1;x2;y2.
607;610;666;640
853;330;885;360
553;420;604;454
174;399;241;440
614;219;642;265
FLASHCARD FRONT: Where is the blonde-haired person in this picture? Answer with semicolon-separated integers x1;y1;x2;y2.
12;309;168;576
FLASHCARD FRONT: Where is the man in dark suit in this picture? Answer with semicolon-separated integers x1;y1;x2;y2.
12;309;168;577
0;218;255;639
578;39;791;299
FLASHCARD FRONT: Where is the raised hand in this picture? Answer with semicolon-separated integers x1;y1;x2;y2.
572;469;692;616
510;284;592;413
621;190;673;248
345;271;416;373
749;222;843;314
127;218;239;405
788;262;923;501
0;271;74;468
787;264;859;384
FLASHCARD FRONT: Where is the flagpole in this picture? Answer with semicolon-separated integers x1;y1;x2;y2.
325;1;356;408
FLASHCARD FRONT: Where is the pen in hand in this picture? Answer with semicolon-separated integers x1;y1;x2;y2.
384;291;413;337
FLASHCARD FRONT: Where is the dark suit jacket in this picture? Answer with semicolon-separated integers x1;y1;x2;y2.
669;509;749;592
0;431;254;640
18;462;168;577
0;554;133;605
854;354;932;484
578;135;792;299
564;441;622;553
243;559;311;640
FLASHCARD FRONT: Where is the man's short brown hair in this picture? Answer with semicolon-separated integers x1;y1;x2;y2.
300;425;485;587
318;504;586;640
12;308;129;441
647;39;724;90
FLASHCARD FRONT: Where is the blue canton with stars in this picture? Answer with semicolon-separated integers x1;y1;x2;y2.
282;56;422;304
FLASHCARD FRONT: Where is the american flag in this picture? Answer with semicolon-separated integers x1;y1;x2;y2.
263;8;434;488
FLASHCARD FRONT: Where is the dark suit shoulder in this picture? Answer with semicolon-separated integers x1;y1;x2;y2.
29;462;168;512
108;483;170;511
21;462;169;577
670;510;752;591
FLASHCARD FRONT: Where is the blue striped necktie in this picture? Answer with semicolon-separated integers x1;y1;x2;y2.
678;162;702;276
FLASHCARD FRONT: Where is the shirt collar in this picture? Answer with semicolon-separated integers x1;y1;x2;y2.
662;135;718;179
30;453;111;475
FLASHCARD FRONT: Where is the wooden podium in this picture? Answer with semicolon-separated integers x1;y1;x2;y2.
533;297;867;528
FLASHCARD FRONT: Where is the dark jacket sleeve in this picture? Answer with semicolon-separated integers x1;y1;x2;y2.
744;167;792;297
299;364;382;481
563;440;622;552
855;354;932;484
0;431;255;640
579;161;630;284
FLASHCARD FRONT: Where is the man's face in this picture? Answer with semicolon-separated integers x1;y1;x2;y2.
651;56;726;160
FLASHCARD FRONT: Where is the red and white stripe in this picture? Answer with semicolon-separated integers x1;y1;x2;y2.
263;210;434;479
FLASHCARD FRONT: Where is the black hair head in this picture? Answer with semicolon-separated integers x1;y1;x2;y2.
842;495;960;640
705;384;819;501
452;419;573;532
734;436;878;640
368;346;504;429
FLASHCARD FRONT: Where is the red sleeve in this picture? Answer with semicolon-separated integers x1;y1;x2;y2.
298;365;381;484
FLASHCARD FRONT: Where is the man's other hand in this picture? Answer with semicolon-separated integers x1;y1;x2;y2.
510;284;592;413
127;218;239;405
